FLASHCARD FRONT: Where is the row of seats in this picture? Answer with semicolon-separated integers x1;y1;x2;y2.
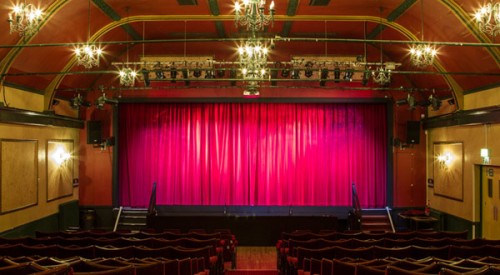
300;256;500;275
0;255;207;275
0;243;220;273
279;230;469;242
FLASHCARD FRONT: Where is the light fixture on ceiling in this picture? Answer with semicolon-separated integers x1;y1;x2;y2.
117;7;136;87
372;64;392;86
409;0;437;67
119;67;137;87
238;39;269;87
8;2;43;37
474;1;500;37
74;0;102;69
70;93;91;110
407;92;416;110
234;0;275;32
372;8;392;86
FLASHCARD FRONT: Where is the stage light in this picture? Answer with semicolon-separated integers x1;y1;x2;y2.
182;69;190;86
193;69;202;78
304;62;314;78
334;67;341;83
170;67;177;83
141;68;150;87
320;68;328;86
291;69;300;79
281;68;290;78
205;70;215;79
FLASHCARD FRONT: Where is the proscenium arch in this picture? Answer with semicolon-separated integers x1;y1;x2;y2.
44;14;466;110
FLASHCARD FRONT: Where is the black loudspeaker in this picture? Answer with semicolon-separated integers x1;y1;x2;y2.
406;121;420;144
87;120;102;144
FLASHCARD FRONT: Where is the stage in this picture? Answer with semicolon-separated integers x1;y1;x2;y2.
147;206;346;245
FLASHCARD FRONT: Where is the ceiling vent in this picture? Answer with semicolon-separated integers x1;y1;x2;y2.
309;0;330;6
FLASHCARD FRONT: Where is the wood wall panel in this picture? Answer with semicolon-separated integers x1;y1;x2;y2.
47;140;74;201
0;139;38;213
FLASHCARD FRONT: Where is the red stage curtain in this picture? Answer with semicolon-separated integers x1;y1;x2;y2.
118;102;387;208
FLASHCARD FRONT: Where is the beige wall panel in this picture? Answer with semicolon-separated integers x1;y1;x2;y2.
465;87;500;110
0;123;79;233
0;140;38;213
2;87;44;112
427;123;500;222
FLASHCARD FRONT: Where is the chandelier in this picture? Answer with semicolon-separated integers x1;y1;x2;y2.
8;3;43;37
409;44;437;67
474;1;500;36
238;39;269;83
119;67;137;87
75;45;103;69
372;64;393;86
74;0;102;68
409;0;438;67
234;0;275;32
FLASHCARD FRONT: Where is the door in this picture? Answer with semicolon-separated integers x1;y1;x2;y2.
481;166;500;239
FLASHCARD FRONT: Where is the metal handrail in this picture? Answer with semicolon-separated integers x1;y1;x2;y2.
386;206;396;233
113;206;123;232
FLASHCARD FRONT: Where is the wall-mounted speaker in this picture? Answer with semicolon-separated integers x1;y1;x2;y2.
87;120;102;144
406;121;420;144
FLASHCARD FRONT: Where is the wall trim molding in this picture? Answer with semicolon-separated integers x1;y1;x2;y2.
0;107;84;129
423;106;500;129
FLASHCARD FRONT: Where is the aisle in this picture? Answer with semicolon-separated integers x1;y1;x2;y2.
225;246;278;275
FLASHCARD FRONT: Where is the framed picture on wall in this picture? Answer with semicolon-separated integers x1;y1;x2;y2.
433;142;464;201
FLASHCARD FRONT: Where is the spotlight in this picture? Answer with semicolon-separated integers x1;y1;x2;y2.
291;69;300;79
230;68;237;86
344;68;354;81
271;68;278;86
205;70;215;79
193;69;202;78
70;94;83;110
95;93;106;110
429;94;442;111
395;98;408;106
141;68;150;87
320;68;328;87
170;67;177;83
217;69;225;78
154;62;164;80
182;69;190;86
281;68;290;78
334;67;341;83
304;62;314;78
407;93;416;110
447;98;455;105
362;67;370;86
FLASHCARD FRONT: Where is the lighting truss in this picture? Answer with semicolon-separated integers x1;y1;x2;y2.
474;1;500;37
234;0;275;32
8;3;43;37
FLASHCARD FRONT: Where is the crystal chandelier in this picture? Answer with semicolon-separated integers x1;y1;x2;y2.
474;1;500;37
409;0;438;67
238;39;269;82
75;45;103;69
74;0;102;68
8;2;43;37
409;44;437;67
234;0;275;32
119;67;137;87
371;66;391;86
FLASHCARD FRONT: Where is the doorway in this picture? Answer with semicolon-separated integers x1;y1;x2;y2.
481;166;500;239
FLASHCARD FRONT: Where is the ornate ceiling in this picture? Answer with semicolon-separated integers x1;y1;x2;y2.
0;0;499;111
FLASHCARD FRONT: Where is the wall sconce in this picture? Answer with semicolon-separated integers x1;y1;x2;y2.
437;151;453;169
51;146;71;166
481;148;490;164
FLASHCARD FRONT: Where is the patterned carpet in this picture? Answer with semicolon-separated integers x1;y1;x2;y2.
224;246;278;275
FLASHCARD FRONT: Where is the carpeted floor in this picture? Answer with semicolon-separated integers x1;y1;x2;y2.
224;246;278;274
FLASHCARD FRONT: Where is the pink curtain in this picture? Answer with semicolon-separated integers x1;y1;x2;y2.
118;102;387;208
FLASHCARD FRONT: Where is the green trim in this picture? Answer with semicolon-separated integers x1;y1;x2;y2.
423;105;500;129
208;0;220;16
0;107;84;129
463;82;500;95
215;21;226;38
430;209;475;239
0;213;59;238
282;21;293;37
92;0;142;41
3;82;44;95
286;0;299;16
